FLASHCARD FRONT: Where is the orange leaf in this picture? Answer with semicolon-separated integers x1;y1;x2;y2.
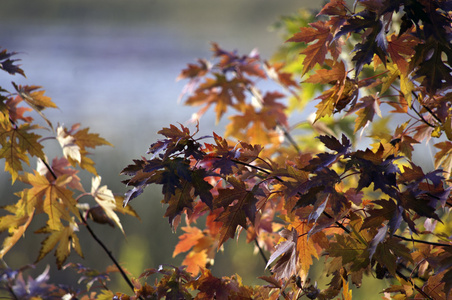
287;21;333;75
289;218;319;275
181;249;208;275
173;226;204;257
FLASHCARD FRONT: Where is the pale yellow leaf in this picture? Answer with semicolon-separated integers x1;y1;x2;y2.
91;176;124;234
57;126;81;163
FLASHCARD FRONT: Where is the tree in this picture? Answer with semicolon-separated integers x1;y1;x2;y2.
1;0;452;299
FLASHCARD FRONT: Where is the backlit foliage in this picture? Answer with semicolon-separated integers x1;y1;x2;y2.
2;1;452;299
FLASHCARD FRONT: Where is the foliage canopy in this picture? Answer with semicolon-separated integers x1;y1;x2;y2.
1;1;452;299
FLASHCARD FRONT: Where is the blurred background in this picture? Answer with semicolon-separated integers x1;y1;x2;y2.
0;0;392;297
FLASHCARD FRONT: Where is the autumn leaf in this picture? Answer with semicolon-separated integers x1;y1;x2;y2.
36;221;83;269
0;209;34;258
434;141;452;178
181;250;208;275
173;226;204;257
57;125;81;163
340;277;353;300
214;177;262;247
304;60;346;85
37;157;84;192
287;21;334;75
348;95;382;133
0;122;45;182
91;176;124;234
0;48;25;76
6;96;33;123
386;33;417;75
288;218;320;277
17;171;79;230
12;83;56;129
266;228;298;280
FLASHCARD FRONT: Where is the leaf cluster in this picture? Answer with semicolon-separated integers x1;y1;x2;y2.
121;1;452;299
0;47;138;294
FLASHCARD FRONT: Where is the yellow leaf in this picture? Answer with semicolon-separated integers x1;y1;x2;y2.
18;172;79;230
73;127;113;149
91;176;124;234
340;278;353;300
0;210;34;258
36;221;82;268
0;123;44;183
381;63;413;106
399;72;414;106
95;290;115;300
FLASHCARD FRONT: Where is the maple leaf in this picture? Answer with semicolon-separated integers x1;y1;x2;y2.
0;49;25;76
37;157;84;192
287;21;333;75
288;218;320;276
317;0;347;17
386;33;417;75
181;250;208;275
12;83;56;129
303;60;346;85
347;95;382;133
313;78;358;122
328;233;369;272
91;176;124;234
18;171;79;230
56;125;81;163
413;40;452;94
173;226;204;257
266;228;298;280
214;177;263;247
5;96;33;123
0;122;45;182
36;221;83;269
381;63;414;106
352;145;400;198
434;141;452;178
335;10;388;76
374;236;412;277
0;209;34;259
71;125;112;149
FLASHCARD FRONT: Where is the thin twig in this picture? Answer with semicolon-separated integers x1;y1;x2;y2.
411;105;436;128
79;211;142;299
394;234;452;247
254;239;269;266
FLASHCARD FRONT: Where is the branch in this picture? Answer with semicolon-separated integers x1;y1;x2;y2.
79;211;142;299
394;234;452;247
254;239;269;266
